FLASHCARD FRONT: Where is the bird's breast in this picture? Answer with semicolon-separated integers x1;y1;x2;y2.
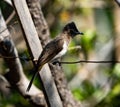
54;41;68;59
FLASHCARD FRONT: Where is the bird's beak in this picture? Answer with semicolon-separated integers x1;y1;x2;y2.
77;32;84;35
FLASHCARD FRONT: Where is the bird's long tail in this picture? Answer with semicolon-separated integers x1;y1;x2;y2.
26;65;43;92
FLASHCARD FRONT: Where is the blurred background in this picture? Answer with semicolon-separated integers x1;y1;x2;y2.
0;0;120;107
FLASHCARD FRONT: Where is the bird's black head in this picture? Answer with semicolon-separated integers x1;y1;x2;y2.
63;22;84;37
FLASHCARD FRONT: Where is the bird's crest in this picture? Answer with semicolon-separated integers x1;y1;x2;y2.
63;22;83;37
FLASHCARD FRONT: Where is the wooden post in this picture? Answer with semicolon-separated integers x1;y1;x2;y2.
11;0;63;107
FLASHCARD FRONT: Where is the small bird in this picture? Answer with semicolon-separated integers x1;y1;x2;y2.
27;22;83;91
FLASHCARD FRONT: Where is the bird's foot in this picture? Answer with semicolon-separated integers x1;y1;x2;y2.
52;59;61;66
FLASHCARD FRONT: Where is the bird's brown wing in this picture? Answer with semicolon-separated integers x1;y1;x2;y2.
37;36;64;66
26;37;64;91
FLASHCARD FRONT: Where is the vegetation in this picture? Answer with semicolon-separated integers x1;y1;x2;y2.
0;0;120;107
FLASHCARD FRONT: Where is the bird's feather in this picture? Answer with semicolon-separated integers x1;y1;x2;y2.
26;36;64;91
37;36;64;66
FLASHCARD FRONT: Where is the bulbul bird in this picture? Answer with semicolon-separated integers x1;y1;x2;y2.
26;22;83;91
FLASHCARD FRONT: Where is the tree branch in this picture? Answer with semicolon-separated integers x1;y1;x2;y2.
3;0;12;6
115;0;120;7
0;8;47;107
0;75;11;97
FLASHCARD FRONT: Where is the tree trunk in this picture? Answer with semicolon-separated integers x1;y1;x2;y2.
26;0;82;107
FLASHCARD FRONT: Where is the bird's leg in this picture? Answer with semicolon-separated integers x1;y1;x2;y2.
33;58;38;65
51;58;61;66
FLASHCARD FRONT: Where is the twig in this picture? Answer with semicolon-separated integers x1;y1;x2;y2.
0;21;18;34
53;60;120;64
6;11;16;25
0;55;32;61
0;55;120;64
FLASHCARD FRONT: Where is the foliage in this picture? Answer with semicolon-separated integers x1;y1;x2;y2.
1;0;120;107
